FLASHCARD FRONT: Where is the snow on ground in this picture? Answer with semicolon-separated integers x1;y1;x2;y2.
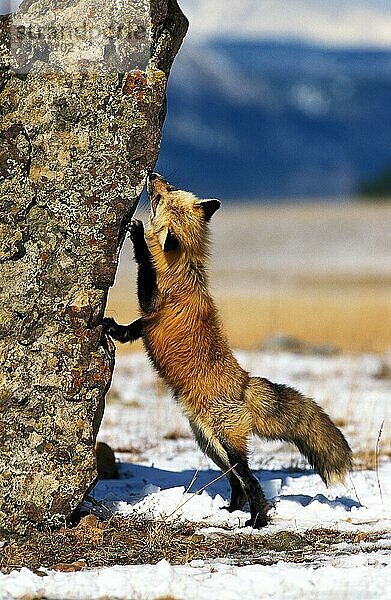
1;350;390;600
94;350;391;534
2;552;391;600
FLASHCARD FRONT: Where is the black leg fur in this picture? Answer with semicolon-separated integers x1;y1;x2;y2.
223;474;248;512
208;457;247;513
189;420;247;514
102;317;143;343
220;440;269;528
129;220;158;313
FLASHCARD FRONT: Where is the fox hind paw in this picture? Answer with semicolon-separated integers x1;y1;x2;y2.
245;513;269;529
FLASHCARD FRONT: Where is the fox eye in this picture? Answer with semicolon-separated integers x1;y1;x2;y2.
166;185;177;192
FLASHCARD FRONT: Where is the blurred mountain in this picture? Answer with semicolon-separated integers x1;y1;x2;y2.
156;40;391;200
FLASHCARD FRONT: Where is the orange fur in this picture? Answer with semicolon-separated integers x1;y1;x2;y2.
143;184;250;447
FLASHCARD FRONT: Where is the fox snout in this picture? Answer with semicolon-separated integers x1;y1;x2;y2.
147;172;166;194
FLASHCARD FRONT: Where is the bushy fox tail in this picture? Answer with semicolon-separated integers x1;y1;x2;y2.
245;377;352;484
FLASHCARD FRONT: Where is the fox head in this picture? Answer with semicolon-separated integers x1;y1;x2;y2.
146;173;220;262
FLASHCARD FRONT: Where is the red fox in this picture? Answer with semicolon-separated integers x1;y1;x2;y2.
103;173;352;528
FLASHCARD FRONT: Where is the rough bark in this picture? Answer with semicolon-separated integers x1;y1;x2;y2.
0;0;187;533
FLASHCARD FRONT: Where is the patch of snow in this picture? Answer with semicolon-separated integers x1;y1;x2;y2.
1;553;391;600
1;350;390;600
92;350;391;537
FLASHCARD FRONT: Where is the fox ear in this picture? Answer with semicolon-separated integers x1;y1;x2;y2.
197;199;221;222
158;227;179;252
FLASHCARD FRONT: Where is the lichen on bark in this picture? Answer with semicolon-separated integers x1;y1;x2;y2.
0;0;188;533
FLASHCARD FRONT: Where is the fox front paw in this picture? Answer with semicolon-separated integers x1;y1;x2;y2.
128;219;144;244
102;317;117;337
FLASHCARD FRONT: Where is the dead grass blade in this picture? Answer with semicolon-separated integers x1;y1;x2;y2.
375;420;384;504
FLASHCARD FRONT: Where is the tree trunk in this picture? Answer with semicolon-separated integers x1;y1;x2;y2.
0;0;187;533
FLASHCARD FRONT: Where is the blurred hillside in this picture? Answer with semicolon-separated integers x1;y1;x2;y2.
156;40;391;200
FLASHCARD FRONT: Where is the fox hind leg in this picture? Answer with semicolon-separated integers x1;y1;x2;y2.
220;439;269;528
224;473;248;512
189;421;246;511
190;420;268;527
208;454;248;512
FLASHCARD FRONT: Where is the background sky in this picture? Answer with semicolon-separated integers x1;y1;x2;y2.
180;0;391;47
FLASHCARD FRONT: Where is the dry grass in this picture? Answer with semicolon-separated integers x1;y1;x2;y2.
163;429;191;441
0;515;386;574
215;292;391;353
354;449;391;470
353;422;391;471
